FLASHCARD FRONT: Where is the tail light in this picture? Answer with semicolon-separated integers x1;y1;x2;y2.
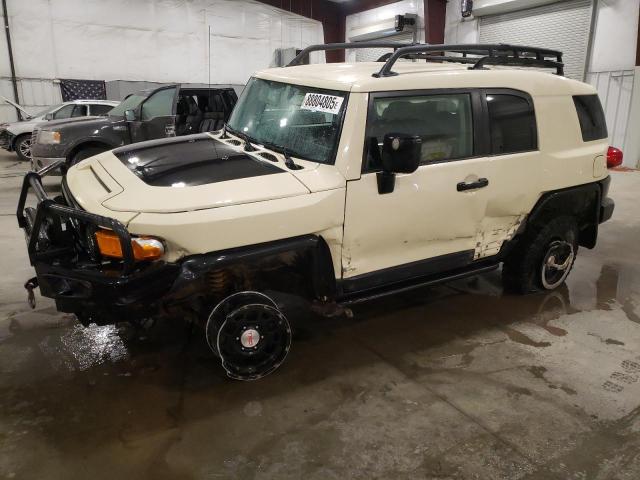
607;146;623;169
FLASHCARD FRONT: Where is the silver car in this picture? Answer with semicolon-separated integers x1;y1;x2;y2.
0;99;118;161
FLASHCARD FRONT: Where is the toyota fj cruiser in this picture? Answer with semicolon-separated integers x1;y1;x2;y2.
18;43;619;380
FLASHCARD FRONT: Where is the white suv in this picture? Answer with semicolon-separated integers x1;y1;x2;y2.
0;99;118;161
17;43;619;380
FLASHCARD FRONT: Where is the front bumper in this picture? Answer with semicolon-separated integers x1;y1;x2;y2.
17;165;181;324
0;129;13;151
31;156;65;172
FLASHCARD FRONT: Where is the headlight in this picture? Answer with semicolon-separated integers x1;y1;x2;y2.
38;130;62;144
94;229;165;261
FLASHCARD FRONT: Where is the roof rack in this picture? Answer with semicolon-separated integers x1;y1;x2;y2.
287;42;564;77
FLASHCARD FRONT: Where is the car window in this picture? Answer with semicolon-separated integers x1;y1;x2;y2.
573;94;607;142
71;105;87;117
487;94;537;154
53;104;76;119
365;93;474;171
141;88;176;121
90;104;114;116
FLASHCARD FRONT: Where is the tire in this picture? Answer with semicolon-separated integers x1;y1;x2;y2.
70;146;106;166
502;216;579;294
14;134;32;162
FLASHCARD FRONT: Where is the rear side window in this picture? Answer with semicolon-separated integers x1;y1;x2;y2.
487;94;537;154
573;95;608;141
91;104;113;116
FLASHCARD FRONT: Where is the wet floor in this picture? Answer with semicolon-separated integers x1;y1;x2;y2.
1;153;640;479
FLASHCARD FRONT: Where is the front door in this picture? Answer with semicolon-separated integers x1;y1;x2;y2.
342;90;491;292
129;86;177;143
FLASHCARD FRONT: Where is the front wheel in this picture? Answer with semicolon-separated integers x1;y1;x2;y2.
14;134;32;162
70;146;106;166
502;216;579;294
206;291;292;381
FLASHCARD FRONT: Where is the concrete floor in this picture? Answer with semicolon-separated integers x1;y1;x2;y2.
1;150;640;480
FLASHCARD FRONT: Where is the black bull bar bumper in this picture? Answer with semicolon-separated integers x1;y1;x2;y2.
16;163;180;324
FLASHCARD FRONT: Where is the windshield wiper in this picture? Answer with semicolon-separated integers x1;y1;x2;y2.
224;124;257;152
259;141;303;170
283;149;303;170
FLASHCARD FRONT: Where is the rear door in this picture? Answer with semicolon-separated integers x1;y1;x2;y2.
129;86;178;143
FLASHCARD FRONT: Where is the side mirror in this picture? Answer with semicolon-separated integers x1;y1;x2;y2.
377;133;422;194
44;113;54;121
124;109;136;121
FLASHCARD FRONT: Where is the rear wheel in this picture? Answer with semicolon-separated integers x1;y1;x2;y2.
70;146;106;166
14;134;31;162
206;291;292;381
502;216;579;294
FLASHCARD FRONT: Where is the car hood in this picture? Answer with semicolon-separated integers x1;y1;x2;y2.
4;117;43;133
38;116;110;131
66;133;316;214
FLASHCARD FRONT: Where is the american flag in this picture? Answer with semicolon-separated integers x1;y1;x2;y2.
60;79;107;101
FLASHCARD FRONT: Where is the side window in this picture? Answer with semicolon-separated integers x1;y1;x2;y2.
71;105;87;117
365;93;474;171
53;104;75;119
573;94;607;142
487;94;537;154
141;88;176;121
90;104;114;116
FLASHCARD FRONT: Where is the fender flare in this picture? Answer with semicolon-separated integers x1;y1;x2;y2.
170;234;338;301
522;179;606;249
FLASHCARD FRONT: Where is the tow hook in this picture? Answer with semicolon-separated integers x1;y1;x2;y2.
24;277;38;309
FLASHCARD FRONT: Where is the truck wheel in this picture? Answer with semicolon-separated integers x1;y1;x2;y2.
14;134;32;162
502;216;579;294
70;146;106;166
206;291;291;381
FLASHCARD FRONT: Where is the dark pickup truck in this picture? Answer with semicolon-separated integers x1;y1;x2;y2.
30;84;237;170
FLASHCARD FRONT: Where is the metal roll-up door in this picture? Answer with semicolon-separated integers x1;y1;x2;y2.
354;31;415;62
479;0;593;80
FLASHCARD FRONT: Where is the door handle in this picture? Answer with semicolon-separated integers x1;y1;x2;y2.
457;178;489;192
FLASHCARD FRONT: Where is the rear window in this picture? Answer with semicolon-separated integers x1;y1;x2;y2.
573;95;608;142
487;94;537;155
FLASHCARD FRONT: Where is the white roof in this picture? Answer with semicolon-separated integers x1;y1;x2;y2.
255;62;596;96
67;99;119;105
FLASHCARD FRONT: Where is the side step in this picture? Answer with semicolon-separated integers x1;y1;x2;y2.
338;263;499;306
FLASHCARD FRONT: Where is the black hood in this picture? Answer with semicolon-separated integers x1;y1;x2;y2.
40;116;110;130
112;134;286;187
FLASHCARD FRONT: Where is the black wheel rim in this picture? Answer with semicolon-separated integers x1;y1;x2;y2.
541;240;574;290
206;291;278;357
217;304;291;381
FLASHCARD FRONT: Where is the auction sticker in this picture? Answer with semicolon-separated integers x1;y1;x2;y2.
301;93;344;115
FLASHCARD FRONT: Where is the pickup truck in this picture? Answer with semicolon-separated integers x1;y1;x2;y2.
30;85;237;170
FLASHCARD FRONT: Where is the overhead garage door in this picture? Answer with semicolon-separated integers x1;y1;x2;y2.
354;32;415;62
479;0;593;80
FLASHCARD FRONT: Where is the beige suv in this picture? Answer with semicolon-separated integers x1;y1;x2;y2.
18;43;620;380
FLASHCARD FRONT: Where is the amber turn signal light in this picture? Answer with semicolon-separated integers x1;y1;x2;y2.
94;229;165;261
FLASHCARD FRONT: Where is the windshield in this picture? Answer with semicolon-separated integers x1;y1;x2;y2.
31;104;63;119
227;78;347;164
109;94;146;117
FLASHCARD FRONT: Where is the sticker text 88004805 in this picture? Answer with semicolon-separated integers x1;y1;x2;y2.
300;93;344;115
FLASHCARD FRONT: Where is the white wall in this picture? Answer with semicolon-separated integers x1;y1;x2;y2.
0;0;324;122
345;0;425;62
